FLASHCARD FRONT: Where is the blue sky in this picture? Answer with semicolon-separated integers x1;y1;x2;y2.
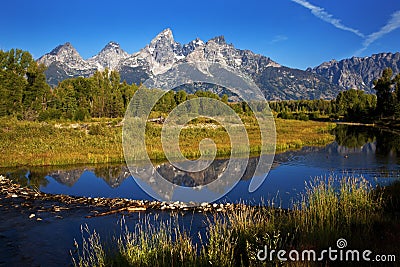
1;0;399;69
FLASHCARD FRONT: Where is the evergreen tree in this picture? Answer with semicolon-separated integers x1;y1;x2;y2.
374;68;394;117
335;89;376;121
121;81;137;109
24;63;51;113
154;90;176;112
174;90;187;105
109;70;124;117
91;70;106;117
54;82;77;119
0;48;49;118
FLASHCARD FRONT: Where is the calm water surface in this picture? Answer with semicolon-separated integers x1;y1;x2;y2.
4;125;400;207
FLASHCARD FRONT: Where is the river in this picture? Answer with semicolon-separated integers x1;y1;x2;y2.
1;125;399;266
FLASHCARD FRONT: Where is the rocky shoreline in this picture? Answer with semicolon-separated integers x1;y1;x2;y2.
0;175;239;218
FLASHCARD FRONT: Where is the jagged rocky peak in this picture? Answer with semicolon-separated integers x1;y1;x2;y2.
309;52;400;92
47;42;81;59
306;59;336;71
161;27;173;37
37;41;90;70
105;41;120;48
137;28;184;74
49;42;74;55
87;41;129;70
146;28;183;56
95;41;127;56
150;28;175;46
182;37;205;56
100;41;125;53
186;37;205;46
208;35;226;45
191;37;205;45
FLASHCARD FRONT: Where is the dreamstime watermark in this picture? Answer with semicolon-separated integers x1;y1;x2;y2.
122;62;276;202
257;238;396;262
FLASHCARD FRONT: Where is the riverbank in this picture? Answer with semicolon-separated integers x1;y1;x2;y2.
0;118;335;167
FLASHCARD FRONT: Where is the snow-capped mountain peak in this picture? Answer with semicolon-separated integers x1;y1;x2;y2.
38;28;356;100
150;28;175;46
49;42;74;55
38;42;93;71
208;36;226;45
104;41;120;49
87;41;129;70
182;38;205;56
134;28;184;75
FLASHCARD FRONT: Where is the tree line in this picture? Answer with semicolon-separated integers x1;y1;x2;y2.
268;89;376;122
0;49;139;121
50;69;138;120
0;49;397;122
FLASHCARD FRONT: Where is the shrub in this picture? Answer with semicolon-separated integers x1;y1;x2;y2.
74;108;91;121
296;112;309;121
38;108;63;121
309;112;320;120
88;124;107;136
278;111;294;119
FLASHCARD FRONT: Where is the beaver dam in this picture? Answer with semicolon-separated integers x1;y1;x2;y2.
0;175;241;218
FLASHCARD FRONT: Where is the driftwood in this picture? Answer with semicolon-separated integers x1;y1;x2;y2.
0;175;239;218
85;206;147;218
147;116;165;124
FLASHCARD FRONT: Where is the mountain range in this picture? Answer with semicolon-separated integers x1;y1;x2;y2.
307;53;400;93
37;28;400;100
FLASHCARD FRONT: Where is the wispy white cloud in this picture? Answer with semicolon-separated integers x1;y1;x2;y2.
357;10;400;54
292;0;400;56
270;35;288;44
291;0;364;38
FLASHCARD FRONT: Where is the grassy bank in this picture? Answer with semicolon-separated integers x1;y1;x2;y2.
72;176;399;266
0;117;335;167
275;119;335;150
0;118;124;167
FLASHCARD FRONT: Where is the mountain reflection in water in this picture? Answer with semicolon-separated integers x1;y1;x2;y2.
2;125;400;204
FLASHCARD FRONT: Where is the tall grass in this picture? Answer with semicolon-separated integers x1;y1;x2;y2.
72;215;199;267
291;176;383;247
116;215;198;267
72;225;106;267
139;117;335;161
71;176;385;266
201;205;292;266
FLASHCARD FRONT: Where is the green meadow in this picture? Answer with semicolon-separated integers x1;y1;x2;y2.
0;117;335;167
